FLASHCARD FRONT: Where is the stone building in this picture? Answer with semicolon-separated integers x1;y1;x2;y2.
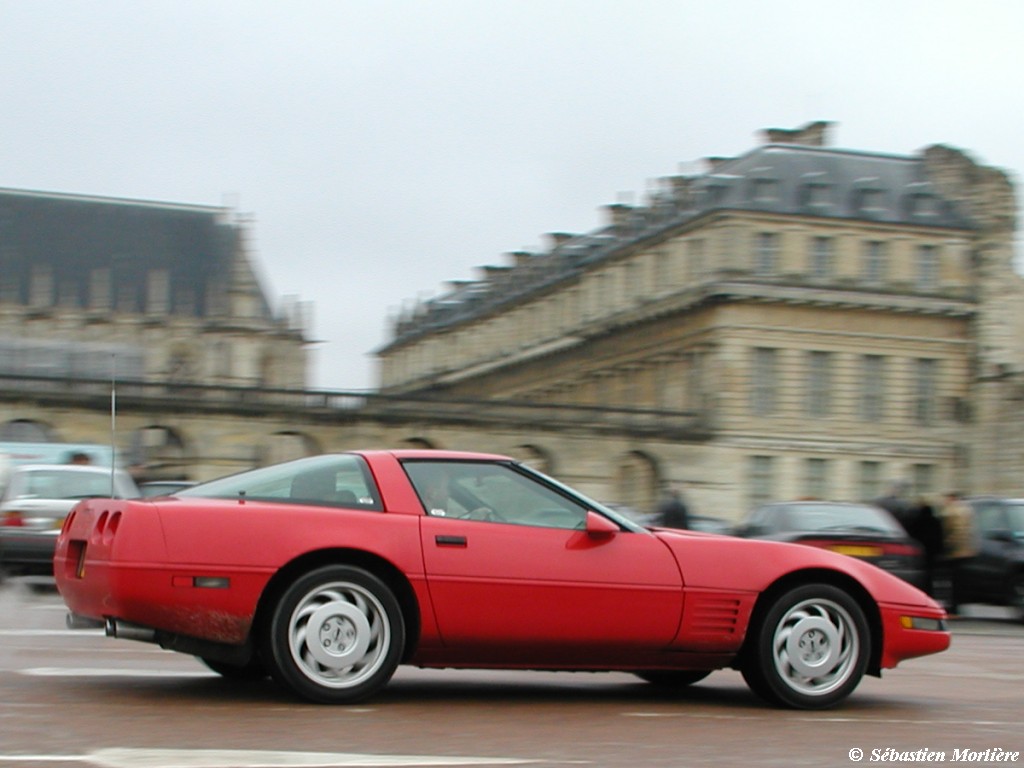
378;122;1024;515
0;187;311;467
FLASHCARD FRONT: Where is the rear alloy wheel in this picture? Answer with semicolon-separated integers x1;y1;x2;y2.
634;670;711;688
742;584;869;709
266;565;405;704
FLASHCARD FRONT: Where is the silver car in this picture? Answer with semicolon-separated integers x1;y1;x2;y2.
0;464;139;578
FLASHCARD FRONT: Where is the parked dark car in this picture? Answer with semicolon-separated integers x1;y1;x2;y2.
959;498;1024;617
734;501;926;588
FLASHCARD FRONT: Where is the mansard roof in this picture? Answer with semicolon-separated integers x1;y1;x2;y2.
382;134;977;351
0;187;272;319
695;143;972;227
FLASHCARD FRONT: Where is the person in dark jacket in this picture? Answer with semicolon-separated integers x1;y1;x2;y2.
905;496;945;597
656;487;690;529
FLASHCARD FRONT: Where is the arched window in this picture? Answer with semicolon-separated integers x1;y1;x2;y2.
263;432;320;466
0;419;54;442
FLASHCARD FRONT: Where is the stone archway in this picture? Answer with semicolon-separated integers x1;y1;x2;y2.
508;444;554;474
263;431;321;466
128;425;189;481
0;418;55;442
401;437;438;449
613;450;661;515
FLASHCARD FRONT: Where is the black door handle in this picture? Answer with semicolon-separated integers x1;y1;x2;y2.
435;535;467;547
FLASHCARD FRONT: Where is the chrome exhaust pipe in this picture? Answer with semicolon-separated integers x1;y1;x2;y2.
105;618;157;642
66;612;104;630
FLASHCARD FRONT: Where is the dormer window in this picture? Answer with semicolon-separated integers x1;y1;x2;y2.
752;178;779;203
805;183;833;207
703;184;727;206
858;188;886;213
908;193;939;217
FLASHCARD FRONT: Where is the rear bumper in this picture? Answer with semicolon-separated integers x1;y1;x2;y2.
0;530;57;576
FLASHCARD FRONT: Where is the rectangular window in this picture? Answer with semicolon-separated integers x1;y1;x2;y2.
914;358;939;425
915;244;939;292
810;236;834;279
654;250;670;292
806;351;832;417
30;266;53;307
804;458;829;500
684;352;703;411
858;461;883;502
147;269;170;314
861;355;886;421
863;240;887;283
689;239;705;282
911;464;935;497
751;347;778;416
748;455;776;509
755;233;778;276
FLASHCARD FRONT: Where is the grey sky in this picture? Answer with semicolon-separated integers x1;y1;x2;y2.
3;0;1021;389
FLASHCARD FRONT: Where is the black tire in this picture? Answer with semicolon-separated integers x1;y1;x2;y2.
200;656;268;680
264;565;405;704
1008;572;1024;623
742;584;870;709
634;670;711;688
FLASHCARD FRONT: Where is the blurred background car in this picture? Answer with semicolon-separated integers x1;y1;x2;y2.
958;497;1024;618
609;504;732;534
0;464;139;579
733;500;925;588
138;480;196;498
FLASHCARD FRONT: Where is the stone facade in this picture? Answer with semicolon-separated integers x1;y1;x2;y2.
378;122;1024;516
0;188;310;390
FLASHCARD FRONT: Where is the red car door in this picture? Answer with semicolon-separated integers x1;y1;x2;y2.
421;517;682;652
406;460;682;658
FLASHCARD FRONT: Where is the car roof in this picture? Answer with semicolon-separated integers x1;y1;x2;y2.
13;463;121;474
357;449;513;462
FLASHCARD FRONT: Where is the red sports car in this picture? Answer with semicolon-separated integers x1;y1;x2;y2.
54;450;950;709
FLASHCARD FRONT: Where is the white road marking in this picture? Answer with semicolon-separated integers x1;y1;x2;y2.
0;748;563;767
623;711;1014;727
23;667;214;678
0;629;102;637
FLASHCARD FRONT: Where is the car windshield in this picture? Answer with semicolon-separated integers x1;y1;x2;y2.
178;454;381;510
767;503;904;535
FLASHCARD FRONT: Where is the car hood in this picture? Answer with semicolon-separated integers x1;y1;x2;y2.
652;528;938;608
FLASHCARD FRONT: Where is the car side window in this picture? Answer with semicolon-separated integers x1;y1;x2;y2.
974;502;1006;536
403;460;588;529
179;454;382;511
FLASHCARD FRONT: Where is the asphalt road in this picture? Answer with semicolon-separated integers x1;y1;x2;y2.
0;579;1022;768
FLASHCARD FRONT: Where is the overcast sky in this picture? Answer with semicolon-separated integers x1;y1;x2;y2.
2;0;1021;390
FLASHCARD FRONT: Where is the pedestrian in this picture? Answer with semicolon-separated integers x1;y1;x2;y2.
939;491;977;614
876;479;916;533
656;487;690;529
905;496;944;597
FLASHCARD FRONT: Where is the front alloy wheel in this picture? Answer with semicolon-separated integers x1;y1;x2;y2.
265;565;405;704
742;584;869;709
